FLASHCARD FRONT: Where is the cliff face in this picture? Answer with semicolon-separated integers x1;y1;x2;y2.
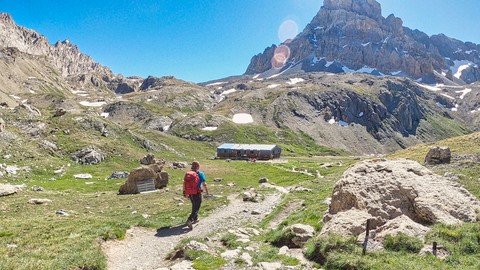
245;0;480;84
0;13;113;79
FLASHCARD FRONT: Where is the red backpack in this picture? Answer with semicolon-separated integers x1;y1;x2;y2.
184;171;201;195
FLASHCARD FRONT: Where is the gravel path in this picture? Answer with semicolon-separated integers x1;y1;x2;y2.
102;193;283;270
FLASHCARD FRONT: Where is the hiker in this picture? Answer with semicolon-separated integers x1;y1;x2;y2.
183;161;209;229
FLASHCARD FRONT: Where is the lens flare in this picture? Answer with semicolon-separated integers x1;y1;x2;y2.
278;19;299;43
271;45;291;69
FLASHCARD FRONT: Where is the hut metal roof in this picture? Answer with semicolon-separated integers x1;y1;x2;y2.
217;143;279;151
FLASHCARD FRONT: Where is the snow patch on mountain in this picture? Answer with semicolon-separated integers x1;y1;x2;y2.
287;78;304;85
451;60;477;79
456;88;472;99
232;113;254;124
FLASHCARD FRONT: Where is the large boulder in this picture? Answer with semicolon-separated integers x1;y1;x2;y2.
119;163;169;195
424;147;451;165
321;159;480;239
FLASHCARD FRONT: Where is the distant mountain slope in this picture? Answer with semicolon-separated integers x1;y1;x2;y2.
204;73;474;154
245;0;480;85
1;10;478;156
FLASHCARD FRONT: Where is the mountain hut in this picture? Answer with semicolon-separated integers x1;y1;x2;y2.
216;143;282;160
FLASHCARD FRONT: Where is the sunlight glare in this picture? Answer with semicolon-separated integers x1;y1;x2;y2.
271;45;291;69
278;19;299;42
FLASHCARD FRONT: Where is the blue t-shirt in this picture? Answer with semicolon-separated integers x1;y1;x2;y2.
197;171;206;188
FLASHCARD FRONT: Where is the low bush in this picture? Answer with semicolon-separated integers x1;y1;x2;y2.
384;233;423;253
303;234;356;264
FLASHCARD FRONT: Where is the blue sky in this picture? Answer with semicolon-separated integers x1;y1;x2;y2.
2;0;479;83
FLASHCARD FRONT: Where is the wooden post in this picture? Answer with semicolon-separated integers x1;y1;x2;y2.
433;241;437;257
362;219;371;256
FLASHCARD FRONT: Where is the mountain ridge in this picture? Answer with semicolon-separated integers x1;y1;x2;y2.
245;0;480;85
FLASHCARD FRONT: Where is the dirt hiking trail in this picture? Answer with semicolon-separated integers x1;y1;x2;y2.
102;192;283;270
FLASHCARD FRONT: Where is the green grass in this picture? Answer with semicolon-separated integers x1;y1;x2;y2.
186;250;227;270
2;99;480;270
384;233;424;253
220;232;246;249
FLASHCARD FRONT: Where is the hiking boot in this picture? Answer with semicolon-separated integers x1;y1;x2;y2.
193;219;199;224
186;220;193;230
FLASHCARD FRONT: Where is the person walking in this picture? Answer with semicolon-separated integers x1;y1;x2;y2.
183;161;208;230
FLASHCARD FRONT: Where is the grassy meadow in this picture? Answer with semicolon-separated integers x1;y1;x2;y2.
1;108;480;270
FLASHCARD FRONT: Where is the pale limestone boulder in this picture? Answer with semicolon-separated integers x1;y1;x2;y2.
322;159;480;239
374;215;430;241
321;209;374;237
0;184;23;196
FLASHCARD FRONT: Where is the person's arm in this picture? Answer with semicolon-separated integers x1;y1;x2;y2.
183;181;188;198
198;171;209;195
203;182;209;195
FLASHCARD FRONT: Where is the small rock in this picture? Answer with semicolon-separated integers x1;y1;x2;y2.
7;244;17;248
258;177;268;183
56;210;69;217
213;178;223;182
251;210;261;215
5;165;18;175
28;198;52;205
174;197;185;203
278;246;289;255
237;238;250;243
31;186;44;192
142;214;151;219
74;173;92;179
108;171;129;179
257;262;282;270
221;249;240;260
241;252;253;266
169;260;194;270
184;240;209;252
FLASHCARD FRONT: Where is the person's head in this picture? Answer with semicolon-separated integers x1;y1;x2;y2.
191;161;200;171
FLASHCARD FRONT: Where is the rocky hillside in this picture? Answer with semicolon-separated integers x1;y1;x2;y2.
245;0;480;85
1;10;479;156
204;73;477;154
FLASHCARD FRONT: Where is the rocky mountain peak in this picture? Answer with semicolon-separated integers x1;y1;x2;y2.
245;0;480;85
0;13;14;25
322;0;382;21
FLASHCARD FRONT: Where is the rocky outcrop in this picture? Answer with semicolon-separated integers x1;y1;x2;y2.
425;147;451;165
0;12;122;91
70;146;106;165
245;0;480;84
321;159;480;240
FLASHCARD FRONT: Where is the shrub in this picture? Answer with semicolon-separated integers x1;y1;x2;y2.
303;234;356;264
266;227;296;248
384;233;423;253
220;232;247;249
